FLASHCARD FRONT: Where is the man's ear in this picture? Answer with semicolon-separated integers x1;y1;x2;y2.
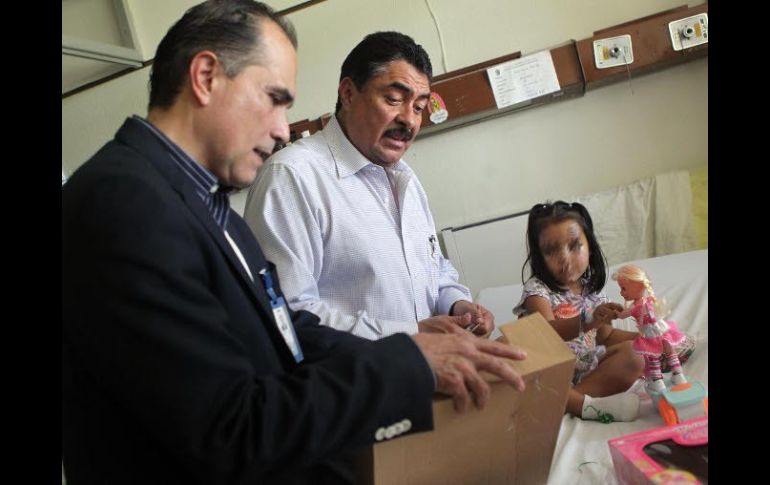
189;51;220;106
338;77;357;110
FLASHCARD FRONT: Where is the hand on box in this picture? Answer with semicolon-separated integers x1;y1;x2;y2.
412;332;527;413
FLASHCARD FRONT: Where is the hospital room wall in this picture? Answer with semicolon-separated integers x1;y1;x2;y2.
62;0;707;230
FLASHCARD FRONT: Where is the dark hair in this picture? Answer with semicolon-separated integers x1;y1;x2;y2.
334;31;432;114
522;201;608;294
149;0;297;109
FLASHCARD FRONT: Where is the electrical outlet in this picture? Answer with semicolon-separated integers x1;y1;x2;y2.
593;35;634;69
669;13;708;51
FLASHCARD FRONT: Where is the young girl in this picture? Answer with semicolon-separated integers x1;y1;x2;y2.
612;264;687;395
513;201;645;422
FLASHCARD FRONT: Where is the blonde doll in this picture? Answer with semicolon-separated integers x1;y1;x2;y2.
612;264;687;394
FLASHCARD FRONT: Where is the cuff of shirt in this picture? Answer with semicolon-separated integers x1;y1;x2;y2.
438;288;473;316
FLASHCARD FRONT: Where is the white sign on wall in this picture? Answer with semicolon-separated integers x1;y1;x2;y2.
486;50;561;109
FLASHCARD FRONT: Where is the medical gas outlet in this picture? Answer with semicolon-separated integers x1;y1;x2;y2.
593;35;634;69
669;13;708;51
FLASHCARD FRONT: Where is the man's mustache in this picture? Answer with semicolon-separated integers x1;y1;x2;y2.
384;126;414;142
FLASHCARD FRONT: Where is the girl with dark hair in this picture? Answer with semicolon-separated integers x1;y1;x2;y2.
514;201;644;422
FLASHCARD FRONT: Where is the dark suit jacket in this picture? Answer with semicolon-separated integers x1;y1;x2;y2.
62;118;435;484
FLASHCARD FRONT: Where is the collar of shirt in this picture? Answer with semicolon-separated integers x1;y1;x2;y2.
323;115;411;179
133;115;232;230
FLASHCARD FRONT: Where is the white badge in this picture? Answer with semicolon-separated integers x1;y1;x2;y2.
272;297;304;363
259;267;304;363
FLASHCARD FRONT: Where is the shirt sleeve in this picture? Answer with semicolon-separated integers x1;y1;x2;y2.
244;161;415;340
435;253;473;315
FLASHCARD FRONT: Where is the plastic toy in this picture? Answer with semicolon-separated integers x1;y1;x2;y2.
612;264;688;396
658;381;708;426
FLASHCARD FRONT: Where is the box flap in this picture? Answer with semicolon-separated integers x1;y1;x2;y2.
499;312;575;377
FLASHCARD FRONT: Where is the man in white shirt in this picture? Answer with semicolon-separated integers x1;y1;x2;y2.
244;31;494;340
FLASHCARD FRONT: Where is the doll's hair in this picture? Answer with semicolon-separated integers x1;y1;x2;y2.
522;201;608;294
612;264;655;299
611;264;668;316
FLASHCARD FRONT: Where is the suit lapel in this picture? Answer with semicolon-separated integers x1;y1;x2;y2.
113;118;278;329
181;187;272;305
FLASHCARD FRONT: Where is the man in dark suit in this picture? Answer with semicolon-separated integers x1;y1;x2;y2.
62;2;527;484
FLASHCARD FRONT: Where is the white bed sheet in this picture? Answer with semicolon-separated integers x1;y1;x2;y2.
477;250;708;484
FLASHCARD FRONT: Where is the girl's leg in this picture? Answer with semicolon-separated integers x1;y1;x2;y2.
566;388;585;417
568;341;645;421
567;388;640;422
575;340;644;398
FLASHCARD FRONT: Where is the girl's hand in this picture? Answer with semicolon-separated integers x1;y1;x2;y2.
590;302;624;328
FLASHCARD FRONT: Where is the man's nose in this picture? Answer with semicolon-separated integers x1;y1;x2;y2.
271;109;290;144
396;105;419;130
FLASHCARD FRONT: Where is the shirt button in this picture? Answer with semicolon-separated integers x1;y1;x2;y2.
384;425;396;439
401;419;412;433
375;427;386;441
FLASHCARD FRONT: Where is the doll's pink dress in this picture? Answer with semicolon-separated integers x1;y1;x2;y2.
628;297;686;355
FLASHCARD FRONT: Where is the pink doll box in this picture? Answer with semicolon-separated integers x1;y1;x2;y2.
608;416;708;484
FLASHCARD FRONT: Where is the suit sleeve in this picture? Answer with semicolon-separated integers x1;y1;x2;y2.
63;170;434;483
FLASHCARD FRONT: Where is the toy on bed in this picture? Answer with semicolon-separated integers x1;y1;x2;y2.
609;415;708;484
612;265;688;396
657;381;708;426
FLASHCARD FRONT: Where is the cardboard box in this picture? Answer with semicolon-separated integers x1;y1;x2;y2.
354;312;575;484
609;416;708;485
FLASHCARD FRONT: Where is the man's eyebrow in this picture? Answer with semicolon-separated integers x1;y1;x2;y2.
268;87;295;108
387;81;430;101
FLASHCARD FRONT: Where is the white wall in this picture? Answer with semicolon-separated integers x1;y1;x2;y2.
62;0;707;230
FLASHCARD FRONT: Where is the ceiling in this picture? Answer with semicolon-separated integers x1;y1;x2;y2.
62;56;132;95
62;0;140;95
62;0;326;96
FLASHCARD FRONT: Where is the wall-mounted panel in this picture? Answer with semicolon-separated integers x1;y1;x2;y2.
576;4;708;90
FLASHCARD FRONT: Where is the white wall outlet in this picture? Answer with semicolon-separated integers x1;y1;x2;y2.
593;35;634;69
669;13;708;51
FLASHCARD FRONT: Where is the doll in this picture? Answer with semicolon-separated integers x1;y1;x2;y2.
612;265;687;395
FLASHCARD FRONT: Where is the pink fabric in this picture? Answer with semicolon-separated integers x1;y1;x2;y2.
628;297;686;356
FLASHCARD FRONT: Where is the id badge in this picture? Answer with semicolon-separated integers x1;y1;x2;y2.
271;296;304;363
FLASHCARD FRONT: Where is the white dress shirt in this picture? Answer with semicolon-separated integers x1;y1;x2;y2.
244;116;471;340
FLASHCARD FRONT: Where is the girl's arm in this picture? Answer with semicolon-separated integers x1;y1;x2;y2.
522;295;582;341
596;325;638;346
598;302;638;346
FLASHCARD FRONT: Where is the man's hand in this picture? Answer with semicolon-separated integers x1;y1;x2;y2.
451;300;495;338
412;332;526;413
